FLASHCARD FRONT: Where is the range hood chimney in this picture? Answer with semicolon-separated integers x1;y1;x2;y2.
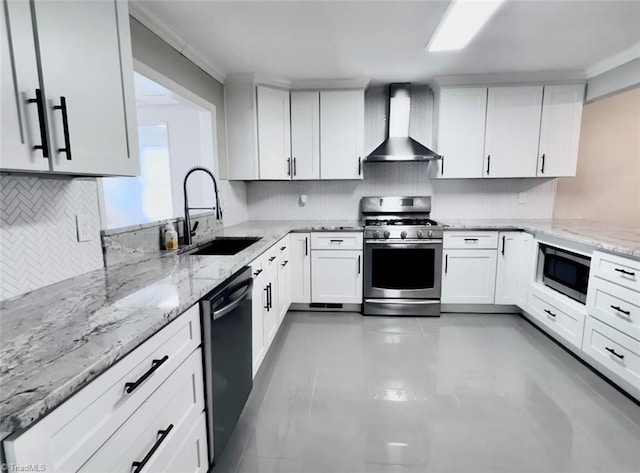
366;83;441;162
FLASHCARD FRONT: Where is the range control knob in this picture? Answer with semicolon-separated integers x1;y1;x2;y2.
417;230;424;239
372;230;380;239
383;230;391;239
400;231;408;239
427;230;433;238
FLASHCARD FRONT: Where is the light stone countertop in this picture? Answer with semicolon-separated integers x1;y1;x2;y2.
0;220;361;436
1;218;638;436
440;218;640;259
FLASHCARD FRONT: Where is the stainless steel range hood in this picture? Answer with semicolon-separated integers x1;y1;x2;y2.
367;83;441;162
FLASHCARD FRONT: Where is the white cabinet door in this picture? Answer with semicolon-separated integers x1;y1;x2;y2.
516;233;536;310
278;257;292;323
311;250;363;303
290;233;311;303
251;274;266;377
32;0;139;176
437;87;487;178
320;90;364;180
1;0;50;172
290;91;320;180
257;85;291;180
495;232;522;305
484;86;543;178
537;84;584;177
263;267;279;346
442;249;497;304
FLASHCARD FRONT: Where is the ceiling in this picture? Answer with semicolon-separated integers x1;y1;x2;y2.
133;0;640;83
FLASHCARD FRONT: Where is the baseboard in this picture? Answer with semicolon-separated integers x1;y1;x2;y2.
442;304;520;314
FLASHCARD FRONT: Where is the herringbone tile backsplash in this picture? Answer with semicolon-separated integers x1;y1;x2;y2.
0;174;104;301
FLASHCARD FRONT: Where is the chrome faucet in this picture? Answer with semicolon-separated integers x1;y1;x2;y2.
183;166;222;246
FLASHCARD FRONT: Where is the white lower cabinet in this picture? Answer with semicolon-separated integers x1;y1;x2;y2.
516;232;536;310
583;316;640;391
3;306;205;472
290;233;311;303
311;249;363;304
278;249;292;323
442;249;497;304
494;232;522;305
251;267;266;377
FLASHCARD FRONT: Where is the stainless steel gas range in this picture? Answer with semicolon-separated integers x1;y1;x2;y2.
361;196;443;317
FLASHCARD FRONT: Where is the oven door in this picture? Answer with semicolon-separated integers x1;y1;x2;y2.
364;240;443;299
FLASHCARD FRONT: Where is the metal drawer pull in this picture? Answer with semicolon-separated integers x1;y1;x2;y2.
501;235;506;255
486;154;491;175
544;309;556;318
280;246;286;251
281;260;288;267
330;239;344;243
464;238;479;242
53;96;72;160
605;347;624;360
253;269;263;277
132;424;174;473
27;89;50;158
268;256;276;262
614;268;636;276
610;305;631;316
125;355;169;394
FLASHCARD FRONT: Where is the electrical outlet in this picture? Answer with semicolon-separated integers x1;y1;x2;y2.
76;214;92;242
518;192;527;204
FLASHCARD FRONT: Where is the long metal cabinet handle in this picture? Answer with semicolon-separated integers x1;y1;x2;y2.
293;157;297;176
124;355;169;393
358;157;362;175
357;255;361;274
264;285;270;311
305;237;308;256
27;89;50;158
287;157;291;176
540;154;545;174
269;283;273;309
501;235;506;256
445;254;448;274
132;424;174;473
441;155;444;176
53;96;72;160
486;155;490;175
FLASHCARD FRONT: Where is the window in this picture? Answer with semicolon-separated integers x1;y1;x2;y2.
101;72;216;229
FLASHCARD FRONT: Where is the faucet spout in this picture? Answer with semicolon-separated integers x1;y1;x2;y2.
183;166;222;246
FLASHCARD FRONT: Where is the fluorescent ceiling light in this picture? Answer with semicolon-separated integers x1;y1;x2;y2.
427;0;506;52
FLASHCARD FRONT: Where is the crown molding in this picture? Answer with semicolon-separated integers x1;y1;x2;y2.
586;42;640;79
128;1;226;83
225;73;292;89
434;71;586;88
290;78;371;90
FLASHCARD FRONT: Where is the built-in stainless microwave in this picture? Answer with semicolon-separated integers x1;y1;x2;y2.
539;244;591;304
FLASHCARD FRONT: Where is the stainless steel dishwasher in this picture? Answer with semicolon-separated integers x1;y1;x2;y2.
201;267;253;468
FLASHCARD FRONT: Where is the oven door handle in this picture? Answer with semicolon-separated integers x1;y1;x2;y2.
365;239;442;247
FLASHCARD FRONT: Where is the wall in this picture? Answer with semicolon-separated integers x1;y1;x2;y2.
246;85;557;221
554;87;640;226
586;58;640;102
0;175;104;300
130;18;249;227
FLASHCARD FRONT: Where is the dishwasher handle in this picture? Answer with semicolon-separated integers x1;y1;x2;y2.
212;281;252;320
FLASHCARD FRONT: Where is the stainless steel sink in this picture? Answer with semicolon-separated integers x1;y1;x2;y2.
183;237;261;256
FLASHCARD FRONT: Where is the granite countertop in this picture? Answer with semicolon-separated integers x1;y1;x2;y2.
0;220;361;436
1;218;638;437
440;218;640;258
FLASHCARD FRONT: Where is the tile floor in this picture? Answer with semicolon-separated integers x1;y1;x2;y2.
213;312;640;473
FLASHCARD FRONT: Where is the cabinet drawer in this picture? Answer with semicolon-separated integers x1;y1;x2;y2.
80;349;206;472
592;251;640;293
311;232;363;250
4;306;201;472
443;231;499;249
528;284;585;349
583;316;640;390
587;277;640;341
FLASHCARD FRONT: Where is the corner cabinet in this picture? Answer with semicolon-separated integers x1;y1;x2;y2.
257;86;291;180
1;0;139;176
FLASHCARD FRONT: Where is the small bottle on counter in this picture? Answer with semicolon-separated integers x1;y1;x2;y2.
164;222;179;250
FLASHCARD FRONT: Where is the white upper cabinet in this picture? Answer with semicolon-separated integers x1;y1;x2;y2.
484;86;543;178
437;87;487;178
1;0;49;172
257;85;291;180
320;90;364;180
537;84;584;177
290;92;320;180
2;0;139;176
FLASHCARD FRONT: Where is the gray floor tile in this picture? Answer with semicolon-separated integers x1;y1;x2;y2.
213;312;640;473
